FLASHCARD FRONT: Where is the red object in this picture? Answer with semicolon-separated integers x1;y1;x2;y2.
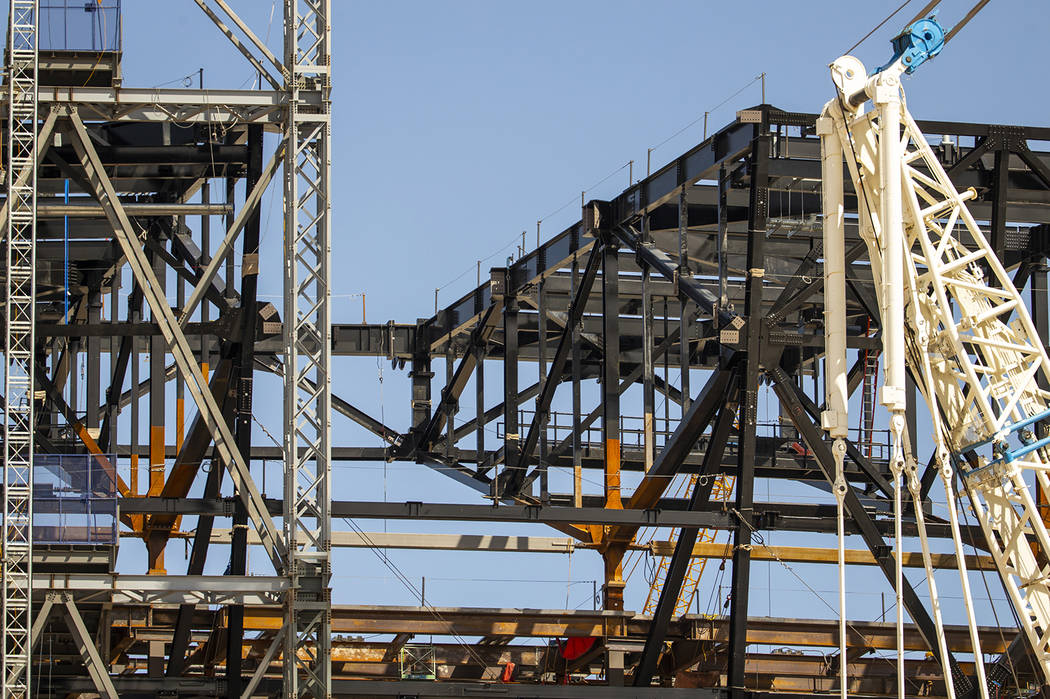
560;636;597;661
501;662;516;682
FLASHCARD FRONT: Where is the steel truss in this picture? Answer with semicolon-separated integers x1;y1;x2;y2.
351;104;1050;695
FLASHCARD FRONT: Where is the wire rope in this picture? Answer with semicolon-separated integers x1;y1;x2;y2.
844;0;916;56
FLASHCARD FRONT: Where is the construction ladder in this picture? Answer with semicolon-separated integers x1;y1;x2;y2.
859;317;880;460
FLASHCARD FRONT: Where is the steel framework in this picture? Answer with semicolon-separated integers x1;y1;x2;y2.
5;2;1050;697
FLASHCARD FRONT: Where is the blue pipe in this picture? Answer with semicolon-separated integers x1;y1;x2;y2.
1005;436;1050;463
63;178;69;322
956;405;1050;454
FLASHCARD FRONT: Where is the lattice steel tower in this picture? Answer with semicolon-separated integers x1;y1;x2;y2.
2;2;37;698
283;0;333;696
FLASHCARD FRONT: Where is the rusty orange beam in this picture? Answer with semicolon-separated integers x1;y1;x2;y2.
139;359;233;556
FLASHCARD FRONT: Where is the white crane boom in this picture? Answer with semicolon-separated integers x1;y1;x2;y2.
822;15;1050;694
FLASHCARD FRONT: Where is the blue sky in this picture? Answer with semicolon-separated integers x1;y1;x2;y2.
36;0;1050;652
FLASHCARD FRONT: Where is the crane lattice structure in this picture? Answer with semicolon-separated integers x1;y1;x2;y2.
282;1;334;695
822;12;1050;693
3;3;37;697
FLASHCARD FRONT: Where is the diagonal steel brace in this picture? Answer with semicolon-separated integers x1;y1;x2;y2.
65;106;287;572
179;140;284;327
193;0;282;90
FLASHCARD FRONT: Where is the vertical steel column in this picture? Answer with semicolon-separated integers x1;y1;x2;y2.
227;124;264;699
46;338;59;440
642;215;655;470
147;243;167;574
2;2;36;696
106;270;120;450
85;287;101;432
990;147;1009;259
503;269;519;495
678;189;691;412
475;340;485;470
662;300;670;437
409;329;432;432
727;134;769;696
225;176;236;307
175;241;185;454
571;250;583;508
283;0;333;695
444;349;454;459
537;268;549;501
717;164;729;315
68;338;78;420
601;232;621;511
599;212;624;612
130;295;140;495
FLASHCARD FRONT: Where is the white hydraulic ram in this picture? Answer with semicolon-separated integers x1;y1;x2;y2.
820;16;1050;694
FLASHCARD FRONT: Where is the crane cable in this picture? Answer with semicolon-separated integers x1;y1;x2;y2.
906;0;943;27
911;0;992;46
945;0;992;44
844;0;916;55
846;0;991;56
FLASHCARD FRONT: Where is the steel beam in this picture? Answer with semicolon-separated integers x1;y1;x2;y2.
990;145;1010;258
32;574;288;605
212;530;576;553
327;680;721;697
727;132;770;695
501;268;521;496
